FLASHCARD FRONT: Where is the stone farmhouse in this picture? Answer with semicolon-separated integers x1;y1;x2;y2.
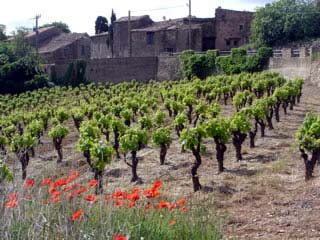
23;7;252;64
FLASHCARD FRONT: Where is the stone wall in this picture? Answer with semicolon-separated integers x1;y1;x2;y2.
85;57;159;83
157;55;183;81
90;33;112;59
268;48;311;80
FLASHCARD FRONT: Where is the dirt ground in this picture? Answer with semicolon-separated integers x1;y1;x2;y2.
4;80;320;239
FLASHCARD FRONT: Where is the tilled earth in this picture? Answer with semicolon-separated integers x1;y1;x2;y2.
4;80;320;240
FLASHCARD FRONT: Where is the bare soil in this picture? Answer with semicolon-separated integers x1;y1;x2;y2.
4;81;320;239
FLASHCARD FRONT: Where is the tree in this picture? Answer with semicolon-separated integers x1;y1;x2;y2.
296;113;320;180
251;0;320;47
180;125;207;192
109;9;117;57
0;24;6;41
120;128;148;183
95;16;109;34
152;127;172;165
206;118;230;173
10;133;36;179
48;124;69;163
90;141;114;194
40;22;70;33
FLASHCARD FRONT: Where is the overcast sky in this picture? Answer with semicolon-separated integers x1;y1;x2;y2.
1;0;271;36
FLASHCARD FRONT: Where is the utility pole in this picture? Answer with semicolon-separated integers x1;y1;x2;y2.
188;0;192;50
128;10;132;57
32;14;41;53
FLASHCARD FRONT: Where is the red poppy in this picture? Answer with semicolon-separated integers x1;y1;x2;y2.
181;206;187;213
158;200;169;209
6;200;18;208
76;187;87;195
72;209;84;221
63;184;80;192
128;201;136;208
24;194;32;200
169;220;177;225
177;199;186;206
51;191;61;198
67;171;79;183
113;190;127;199
113;235;127;240
88;179;97;187
67;193;75;201
24;179;34;188
50;196;60;203
144;202;152;210
41;178;52;185
126;192;140;202
54;179;67;187
168;203;177;210
9;193;18;201
114;199;124;207
84;195;98;203
152;180;161;190
143;189;160;199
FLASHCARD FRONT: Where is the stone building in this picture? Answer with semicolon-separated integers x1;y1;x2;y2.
26;26;63;49
101;7;253;57
90;32;112;59
39;33;91;64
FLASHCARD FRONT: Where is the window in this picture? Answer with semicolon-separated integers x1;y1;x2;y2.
166;48;174;53
226;40;231;46
239;25;243;31
234;40;238;46
81;46;86;56
146;32;155;45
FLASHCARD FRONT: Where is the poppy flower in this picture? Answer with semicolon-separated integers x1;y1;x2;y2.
24;179;34;188
67;193;75;201
41;178;52;185
181;206;187;213
51;191;61;198
113;235;127;240
6;200;18;208
114;199;124;207
54;179;67;187
168;203;177;210
158;200;168;209
50;196;61;203
177;199;186;206
88;179;97;187
144;202;152;210
84;195;98;203
9;193;18;201
113;190;127;199
67;171;79;183
126;192;140;202
169;220;177;225
72;209;84;221
128;201;136;208
76;187;87;195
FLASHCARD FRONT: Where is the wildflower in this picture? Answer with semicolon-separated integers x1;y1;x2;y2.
177;199;186;206
24;179;34;188
169;220;177;225
128;201;136;208
72;209;84;221
51;191;61;198
67;193;75;201
181;206;187;213
168;203;177;210
84;195;98;203
6;200;18;208
144;202;151;210
143;189;160;199
54;178;67;187
114;190;127;199
76;186;87;195
113;235;127;240
50;196;61;203
114;199;124;207
126;192;140;202
41;178;52;185
9;193;18;201
158;200;169;209
67;171;79;183
88;179;97;187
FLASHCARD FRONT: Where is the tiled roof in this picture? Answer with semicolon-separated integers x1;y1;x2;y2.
26;26;57;38
131;19;202;32
39;33;88;53
116;15;151;22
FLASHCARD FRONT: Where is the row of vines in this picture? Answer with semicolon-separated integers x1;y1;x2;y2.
0;71;304;193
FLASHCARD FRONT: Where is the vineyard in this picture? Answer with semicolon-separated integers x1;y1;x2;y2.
1;71;320;239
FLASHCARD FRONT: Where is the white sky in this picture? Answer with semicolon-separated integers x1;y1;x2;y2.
0;0;271;36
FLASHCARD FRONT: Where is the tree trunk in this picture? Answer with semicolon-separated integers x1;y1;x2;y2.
275;102;281;122
232;132;247;161
113;129;120;159
130;151;140;182
257;120;266;138
249;122;258;148
187;105;193;124
224;93;228;105
191;147;202;192
124;119;131;127
193;114;200;127
301;148;320;181
267;108;274;130
83;150;93;169
282;101;288;115
94;170;103;194
57;148;63;163
160;145;167;165
20;152;29;180
215;139;227;173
